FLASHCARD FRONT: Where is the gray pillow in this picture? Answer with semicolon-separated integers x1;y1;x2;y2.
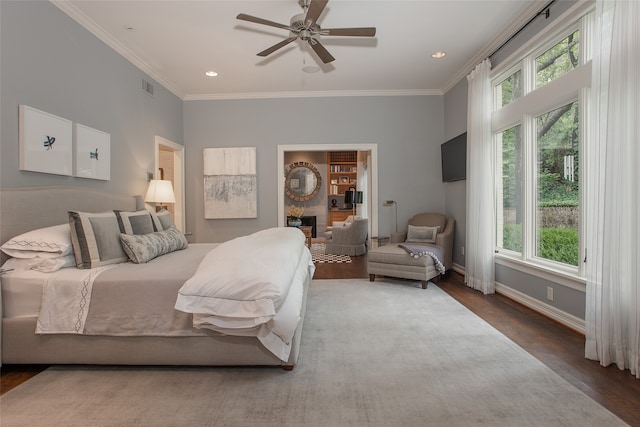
120;227;188;264
155;209;175;230
114;210;158;235
69;211;128;269
406;225;440;244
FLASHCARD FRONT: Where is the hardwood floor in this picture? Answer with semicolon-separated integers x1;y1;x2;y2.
2;255;639;427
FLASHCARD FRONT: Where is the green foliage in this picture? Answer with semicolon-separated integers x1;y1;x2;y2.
536;30;580;87
502;225;579;266
503;224;522;252
538;228;579;266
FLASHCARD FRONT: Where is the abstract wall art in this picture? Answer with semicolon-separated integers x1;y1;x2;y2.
19;105;73;176
203;147;257;219
75;123;111;180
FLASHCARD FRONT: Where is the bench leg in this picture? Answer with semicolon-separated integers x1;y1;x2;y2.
369;274;376;282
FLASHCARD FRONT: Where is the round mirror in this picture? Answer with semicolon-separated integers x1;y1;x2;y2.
285;161;322;202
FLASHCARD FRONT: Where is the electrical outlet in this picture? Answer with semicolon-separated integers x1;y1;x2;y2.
547;286;554;301
461;246;465;256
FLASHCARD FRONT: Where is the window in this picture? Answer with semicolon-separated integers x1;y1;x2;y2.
497;125;522;252
535;101;580;266
496;69;523;108
536;30;580;88
492;17;590;276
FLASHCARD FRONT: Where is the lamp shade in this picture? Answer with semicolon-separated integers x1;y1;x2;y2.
145;179;176;203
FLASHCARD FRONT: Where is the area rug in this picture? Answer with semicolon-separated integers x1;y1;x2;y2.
0;279;627;427
310;242;352;263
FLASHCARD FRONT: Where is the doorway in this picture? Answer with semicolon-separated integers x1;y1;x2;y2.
277;144;378;241
154;136;185;232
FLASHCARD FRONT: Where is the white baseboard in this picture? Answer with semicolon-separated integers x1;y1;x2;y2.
495;282;585;334
452;263;465;275
447;264;584;334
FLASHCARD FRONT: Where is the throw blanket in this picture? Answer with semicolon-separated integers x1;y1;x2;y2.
398;243;446;275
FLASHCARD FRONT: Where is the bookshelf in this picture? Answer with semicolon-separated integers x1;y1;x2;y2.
327;151;357;226
327;151;357;196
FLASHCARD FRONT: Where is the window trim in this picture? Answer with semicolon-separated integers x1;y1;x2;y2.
491;8;594;283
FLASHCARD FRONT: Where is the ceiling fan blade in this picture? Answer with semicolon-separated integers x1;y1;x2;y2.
236;13;291;31
305;0;329;27
307;38;335;63
322;27;377;37
257;37;298;57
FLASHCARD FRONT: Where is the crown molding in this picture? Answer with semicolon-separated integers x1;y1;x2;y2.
51;0;185;99
184;88;441;101
440;0;549;94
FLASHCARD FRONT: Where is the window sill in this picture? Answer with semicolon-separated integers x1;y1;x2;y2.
495;253;586;293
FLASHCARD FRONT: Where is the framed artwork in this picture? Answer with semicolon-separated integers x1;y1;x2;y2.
19;105;73;176
75;123;111;180
203;147;257;219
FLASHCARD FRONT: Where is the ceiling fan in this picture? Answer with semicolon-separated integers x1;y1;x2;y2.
236;0;376;64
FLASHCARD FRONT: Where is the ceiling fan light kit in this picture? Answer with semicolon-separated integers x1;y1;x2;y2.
237;0;376;64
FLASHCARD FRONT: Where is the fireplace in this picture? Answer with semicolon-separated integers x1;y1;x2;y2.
300;216;317;238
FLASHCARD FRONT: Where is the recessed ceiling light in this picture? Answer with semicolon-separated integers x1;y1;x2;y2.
431;51;446;59
205;71;218;77
302;66;320;73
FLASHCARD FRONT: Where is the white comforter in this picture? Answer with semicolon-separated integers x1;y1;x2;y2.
175;227;312;360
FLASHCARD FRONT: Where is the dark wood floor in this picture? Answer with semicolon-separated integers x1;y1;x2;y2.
3;255;639;426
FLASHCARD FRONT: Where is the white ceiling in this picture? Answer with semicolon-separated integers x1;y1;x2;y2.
53;0;540;100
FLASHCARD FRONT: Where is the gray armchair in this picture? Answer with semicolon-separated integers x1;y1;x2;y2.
391;212;455;271
324;218;369;256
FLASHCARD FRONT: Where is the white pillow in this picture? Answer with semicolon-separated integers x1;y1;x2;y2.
1;224;73;259
2;254;76;273
406;225;440;244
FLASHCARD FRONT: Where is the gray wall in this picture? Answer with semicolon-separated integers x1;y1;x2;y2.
183;96;445;243
0;1;183;198
441;0;586;320
443;78;468;268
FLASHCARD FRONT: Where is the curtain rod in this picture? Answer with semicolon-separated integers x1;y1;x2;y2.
488;0;556;59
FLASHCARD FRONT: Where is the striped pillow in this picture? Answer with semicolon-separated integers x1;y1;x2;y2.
68;211;128;269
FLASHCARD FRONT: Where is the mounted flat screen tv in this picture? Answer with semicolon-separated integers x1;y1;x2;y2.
441;132;467;182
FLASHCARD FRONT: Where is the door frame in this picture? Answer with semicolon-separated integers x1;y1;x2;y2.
277;143;378;240
154;136;185;232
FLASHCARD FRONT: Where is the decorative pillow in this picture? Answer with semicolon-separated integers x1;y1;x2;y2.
120;227;188;264
406;225;440;244
155;209;175;230
1;224;73;259
69;211;128;269
114;210;158;235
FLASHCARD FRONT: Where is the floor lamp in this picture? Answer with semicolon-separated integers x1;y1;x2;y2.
383;200;397;233
345;189;363;217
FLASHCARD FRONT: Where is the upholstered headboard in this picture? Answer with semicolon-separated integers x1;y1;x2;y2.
0;186;142;262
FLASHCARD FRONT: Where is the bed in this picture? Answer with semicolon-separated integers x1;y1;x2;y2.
0;187;314;370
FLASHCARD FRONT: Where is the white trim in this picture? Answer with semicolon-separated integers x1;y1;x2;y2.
495;255;586;293
452;263;466;276
277;144;378;241
184;89;440;101
495;281;585;334
154;137;186;233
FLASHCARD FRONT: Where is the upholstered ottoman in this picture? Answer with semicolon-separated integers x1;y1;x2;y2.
367;244;440;289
